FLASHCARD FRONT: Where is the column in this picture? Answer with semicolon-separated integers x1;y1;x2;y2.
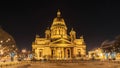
37;49;40;59
70;48;71;58
62;48;64;59
54;48;56;58
64;48;66;59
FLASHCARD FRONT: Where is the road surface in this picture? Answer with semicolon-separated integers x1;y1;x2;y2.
1;61;120;68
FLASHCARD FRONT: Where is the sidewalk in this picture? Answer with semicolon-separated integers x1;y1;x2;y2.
0;61;21;67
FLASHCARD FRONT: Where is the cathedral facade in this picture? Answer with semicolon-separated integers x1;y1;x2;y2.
32;10;86;60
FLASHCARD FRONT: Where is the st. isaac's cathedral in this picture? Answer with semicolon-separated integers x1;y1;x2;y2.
32;10;86;60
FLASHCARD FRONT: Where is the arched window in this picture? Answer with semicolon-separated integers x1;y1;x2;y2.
51;50;54;58
77;49;81;57
39;49;43;57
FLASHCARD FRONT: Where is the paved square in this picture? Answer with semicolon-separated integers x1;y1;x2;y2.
1;61;120;68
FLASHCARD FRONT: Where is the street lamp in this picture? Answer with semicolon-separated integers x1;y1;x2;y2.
0;50;3;55
0;40;3;43
0;41;3;56
22;49;27;53
10;52;15;61
21;49;27;60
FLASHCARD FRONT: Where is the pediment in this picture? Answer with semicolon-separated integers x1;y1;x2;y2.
50;38;71;44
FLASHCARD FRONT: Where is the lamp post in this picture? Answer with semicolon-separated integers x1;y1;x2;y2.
21;49;27;60
0;41;3;58
10;51;15;61
28;53;33;60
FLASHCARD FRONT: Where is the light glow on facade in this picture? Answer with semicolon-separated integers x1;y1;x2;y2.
32;10;86;60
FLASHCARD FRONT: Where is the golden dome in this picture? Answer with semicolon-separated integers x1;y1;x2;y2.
51;10;67;30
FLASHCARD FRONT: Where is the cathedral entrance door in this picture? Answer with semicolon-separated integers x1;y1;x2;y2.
67;49;70;58
65;48;71;59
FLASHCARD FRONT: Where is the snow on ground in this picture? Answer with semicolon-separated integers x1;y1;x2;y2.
1;61;120;68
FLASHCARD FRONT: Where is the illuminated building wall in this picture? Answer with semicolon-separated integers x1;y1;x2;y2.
0;27;17;60
32;10;86;60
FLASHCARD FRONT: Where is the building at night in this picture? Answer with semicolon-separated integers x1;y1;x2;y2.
88;48;105;60
32;10;86;60
0;27;18;61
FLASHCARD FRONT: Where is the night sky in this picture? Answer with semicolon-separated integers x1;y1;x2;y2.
0;0;120;51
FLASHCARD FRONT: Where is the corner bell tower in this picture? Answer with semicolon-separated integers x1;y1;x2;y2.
50;10;67;39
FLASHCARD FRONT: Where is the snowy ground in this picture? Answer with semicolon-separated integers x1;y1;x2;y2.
1;61;120;68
